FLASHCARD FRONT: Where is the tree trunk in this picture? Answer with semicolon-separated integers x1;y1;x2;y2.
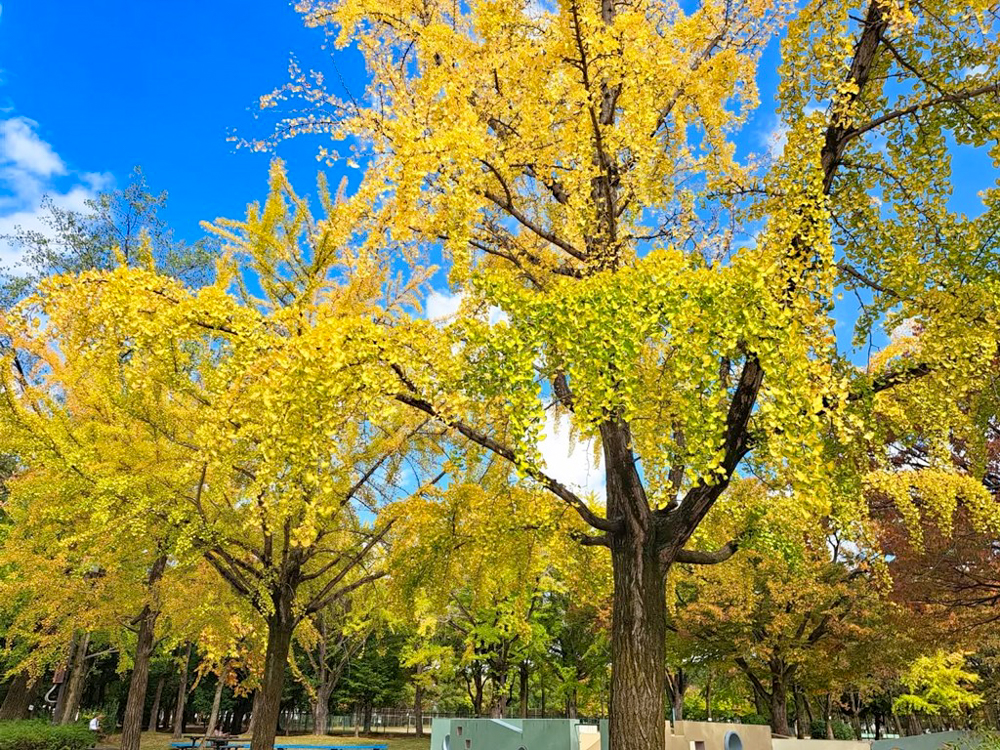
415;680;425;737
825;694;835;739
362;703;372;734
666;667;686;723
148;677;165;732
769;673;789;737
312;681;333;736
608;522;667;750
172;643;193;739
61;632;91;724
52;640;75;725
905;714;922;736
794;684;806;739
705;672;712;722
892;714;904;737
121;555;168;750
0;672;38;721
519;662;529;719
472;671;484;717
248;601;296;750
206;676;225;738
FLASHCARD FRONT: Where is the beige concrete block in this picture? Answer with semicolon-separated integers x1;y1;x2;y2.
773;739;870;750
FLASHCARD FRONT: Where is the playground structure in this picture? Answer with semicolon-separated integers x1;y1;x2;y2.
429;718;596;750
428;718;929;750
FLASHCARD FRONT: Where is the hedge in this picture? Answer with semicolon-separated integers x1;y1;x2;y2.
0;721;94;750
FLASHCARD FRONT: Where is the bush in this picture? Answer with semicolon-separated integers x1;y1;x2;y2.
0;721;94;750
809;719;856;740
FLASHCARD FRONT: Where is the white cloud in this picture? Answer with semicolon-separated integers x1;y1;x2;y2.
1;117;65;177
963;64;989;79
425;288;508;325
762;120;789;160
538;412;605;499
425;288;464;321
0;116;111;270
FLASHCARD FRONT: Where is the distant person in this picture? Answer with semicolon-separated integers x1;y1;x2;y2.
89;714;105;743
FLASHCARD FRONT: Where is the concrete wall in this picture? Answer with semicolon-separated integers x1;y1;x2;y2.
671;720;775;750
773;738;870;750
579;724;601;750
871;732;980;750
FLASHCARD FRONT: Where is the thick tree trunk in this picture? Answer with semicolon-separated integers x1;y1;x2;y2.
769;674;789;737
608;531;667;750
172;643;193;739
362;703;373;734
148;677;165;732
312;681;332;736
905;714;922;736
248;603;296;750
602;417;668;750
0;672;38;720
61;632;91;724
206;676;225;737
122;556;167;750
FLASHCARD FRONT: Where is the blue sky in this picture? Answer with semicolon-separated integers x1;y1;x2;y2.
0;0;366;260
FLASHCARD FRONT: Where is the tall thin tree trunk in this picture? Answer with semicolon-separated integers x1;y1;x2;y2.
61;632;91;724
52;639;75;725
705;671;712;722
172;643;193;739
414;680;425;737
148;677;165;732
206;675;225;737
0;672;38;721
794;684;806;739
248;597;296;750
519;662;529;719
892;714;904;737
666;667;686;723
122;555;167;750
825;694;835;739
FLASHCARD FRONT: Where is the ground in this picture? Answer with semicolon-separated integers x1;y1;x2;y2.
101;732;429;750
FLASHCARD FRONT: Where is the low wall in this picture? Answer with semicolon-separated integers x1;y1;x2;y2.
671;721;775;750
872;732;980;750
773;738;871;750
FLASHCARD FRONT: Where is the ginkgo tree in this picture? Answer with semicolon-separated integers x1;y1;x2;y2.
256;0;1000;748
0;164;439;750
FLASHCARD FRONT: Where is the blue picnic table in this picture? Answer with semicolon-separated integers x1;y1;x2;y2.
171;743;387;750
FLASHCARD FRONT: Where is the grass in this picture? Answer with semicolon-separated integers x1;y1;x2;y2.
101;731;429;750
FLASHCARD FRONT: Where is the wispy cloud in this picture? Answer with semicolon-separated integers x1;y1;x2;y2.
538;412;604;499
0;116;112;270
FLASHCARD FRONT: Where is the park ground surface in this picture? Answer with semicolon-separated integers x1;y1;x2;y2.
100;732;429;750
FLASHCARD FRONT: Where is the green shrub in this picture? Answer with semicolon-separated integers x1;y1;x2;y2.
0;721;94;750
809;719;856;740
